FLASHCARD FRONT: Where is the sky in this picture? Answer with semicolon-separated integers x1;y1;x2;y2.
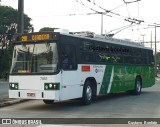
1;0;160;51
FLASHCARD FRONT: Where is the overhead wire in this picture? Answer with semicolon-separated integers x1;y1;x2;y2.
107;24;136;34
73;0;159;37
76;0;143;35
74;0;125;18
76;0;145;25
122;0;141;4
124;2;131;17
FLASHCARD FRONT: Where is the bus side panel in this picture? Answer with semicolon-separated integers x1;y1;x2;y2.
99;65;155;94
60;66;83;100
141;65;155;88
60;64;106;100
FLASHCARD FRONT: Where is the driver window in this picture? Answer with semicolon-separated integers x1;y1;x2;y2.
62;44;77;70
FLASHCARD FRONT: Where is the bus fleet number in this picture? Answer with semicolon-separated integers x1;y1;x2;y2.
40;77;47;80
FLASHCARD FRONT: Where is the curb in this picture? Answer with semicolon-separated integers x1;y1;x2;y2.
0;82;9;84
0;99;29;107
0;80;9;83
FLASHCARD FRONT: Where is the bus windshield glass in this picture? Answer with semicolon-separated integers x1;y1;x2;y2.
10;42;58;74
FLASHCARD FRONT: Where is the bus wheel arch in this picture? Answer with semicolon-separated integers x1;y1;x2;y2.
81;77;97;105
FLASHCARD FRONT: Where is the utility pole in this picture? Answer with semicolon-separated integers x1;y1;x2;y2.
101;13;103;35
18;0;24;34
151;31;152;48
141;34;145;45
153;25;160;77
154;25;157;77
149;24;160;77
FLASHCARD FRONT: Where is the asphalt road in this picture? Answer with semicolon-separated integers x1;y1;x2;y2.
0;82;9;100
0;79;160;127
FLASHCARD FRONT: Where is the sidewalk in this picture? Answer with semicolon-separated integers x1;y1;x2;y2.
0;79;9;83
0;98;28;107
0;80;28;107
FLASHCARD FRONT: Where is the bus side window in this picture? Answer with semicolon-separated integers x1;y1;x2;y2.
62;44;77;70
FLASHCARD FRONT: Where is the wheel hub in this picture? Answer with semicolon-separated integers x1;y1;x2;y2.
86;86;92;101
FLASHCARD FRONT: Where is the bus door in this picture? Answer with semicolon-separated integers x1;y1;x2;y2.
60;44;82;100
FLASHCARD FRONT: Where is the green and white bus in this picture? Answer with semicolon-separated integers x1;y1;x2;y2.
9;30;155;105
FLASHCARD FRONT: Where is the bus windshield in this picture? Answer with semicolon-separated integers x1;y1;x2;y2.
10;42;58;74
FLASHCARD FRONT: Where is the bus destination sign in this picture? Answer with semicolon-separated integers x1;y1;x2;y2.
19;33;53;42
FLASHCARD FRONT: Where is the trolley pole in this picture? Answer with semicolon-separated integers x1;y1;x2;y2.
18;0;24;34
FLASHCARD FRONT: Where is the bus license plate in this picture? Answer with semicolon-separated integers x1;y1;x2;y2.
27;93;35;97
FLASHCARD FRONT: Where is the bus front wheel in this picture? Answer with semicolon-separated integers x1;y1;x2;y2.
43;100;54;104
81;80;93;105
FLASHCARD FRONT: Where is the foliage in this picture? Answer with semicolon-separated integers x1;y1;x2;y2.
39;27;55;32
0;49;12;79
0;6;32;49
0;6;32;79
157;52;160;66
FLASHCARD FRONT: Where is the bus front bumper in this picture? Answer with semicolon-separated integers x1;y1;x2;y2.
9;90;60;101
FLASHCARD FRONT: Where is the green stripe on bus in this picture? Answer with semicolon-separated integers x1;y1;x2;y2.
99;65;155;95
99;65;113;94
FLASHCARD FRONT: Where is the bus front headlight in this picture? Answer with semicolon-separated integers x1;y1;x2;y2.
9;83;19;90
44;83;60;90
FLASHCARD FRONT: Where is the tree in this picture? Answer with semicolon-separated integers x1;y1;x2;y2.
0;6;32;79
0;6;32;50
157;52;160;65
39;27;55;32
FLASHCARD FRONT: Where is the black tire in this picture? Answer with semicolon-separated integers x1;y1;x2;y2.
43;100;54;104
92;85;97;101
81;80;93;105
133;77;142;95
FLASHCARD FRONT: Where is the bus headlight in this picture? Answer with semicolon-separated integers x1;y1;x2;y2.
49;84;52;88
53;84;57;89
9;83;19;90
12;84;15;88
44;83;60;90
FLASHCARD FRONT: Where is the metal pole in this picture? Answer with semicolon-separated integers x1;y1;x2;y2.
151;31;152;49
142;35;144;44
141;34;145;45
93;0;95;4
155;26;157;77
18;0;24;34
101;13;103;35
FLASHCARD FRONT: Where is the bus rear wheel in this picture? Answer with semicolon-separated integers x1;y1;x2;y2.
133;77;142;95
43;100;54;104
81;80;93;105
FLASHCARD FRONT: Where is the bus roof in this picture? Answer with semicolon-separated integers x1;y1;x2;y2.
61;31;151;50
14;31;152;50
